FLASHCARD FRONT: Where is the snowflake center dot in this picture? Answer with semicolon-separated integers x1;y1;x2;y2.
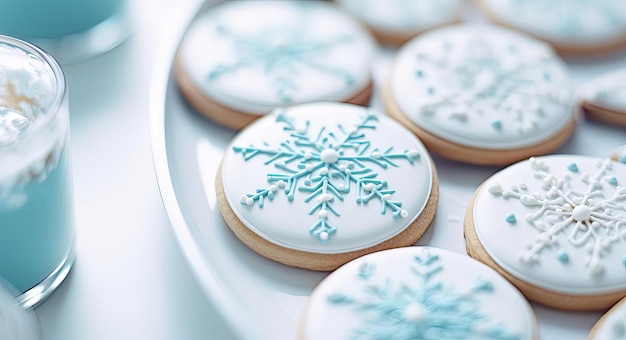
402;302;427;323
321;148;339;164
572;205;592;222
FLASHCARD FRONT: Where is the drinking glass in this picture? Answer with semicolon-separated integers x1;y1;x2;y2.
0;0;129;63
0;35;75;308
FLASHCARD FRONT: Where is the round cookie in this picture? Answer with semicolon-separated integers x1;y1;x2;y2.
465;155;626;310
477;0;626;55
299;246;538;340
175;1;376;130
216;102;438;271
335;0;462;46
589;297;626;340
384;24;577;166
581;68;626;127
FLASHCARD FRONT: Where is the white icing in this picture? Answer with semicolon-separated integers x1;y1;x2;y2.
301;247;536;340
0;38;66;193
582;68;626;113
389;24;576;149
481;0;626;47
179;1;376;115
221;103;434;254
336;0;460;36
473;155;626;295
591;298;626;340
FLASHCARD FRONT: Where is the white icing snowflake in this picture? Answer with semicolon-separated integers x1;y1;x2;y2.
232;110;421;243
414;39;569;135
488;157;626;276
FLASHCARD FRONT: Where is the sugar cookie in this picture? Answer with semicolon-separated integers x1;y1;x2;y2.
175;1;376;130
581;68;626;127
335;0;462;45
477;0;626;55
216;102;438;271
589;297;626;340
299;246;538;339
384;24;576;165
465;155;626;310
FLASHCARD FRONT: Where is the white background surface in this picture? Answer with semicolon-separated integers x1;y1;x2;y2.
35;0;237;339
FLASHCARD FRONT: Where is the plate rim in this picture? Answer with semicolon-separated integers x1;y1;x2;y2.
148;1;255;339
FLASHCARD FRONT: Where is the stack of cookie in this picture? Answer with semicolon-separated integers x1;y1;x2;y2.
174;0;626;338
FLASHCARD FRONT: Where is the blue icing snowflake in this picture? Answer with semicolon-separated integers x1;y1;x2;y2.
327;251;520;340
233;110;421;243
207;9;356;103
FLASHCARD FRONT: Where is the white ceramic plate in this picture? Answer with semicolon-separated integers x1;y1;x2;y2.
151;2;626;339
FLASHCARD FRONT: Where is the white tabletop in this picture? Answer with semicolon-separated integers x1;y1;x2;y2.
34;0;237;339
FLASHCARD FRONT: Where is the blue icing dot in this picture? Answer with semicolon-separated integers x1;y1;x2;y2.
620;155;626;164
567;163;579;172
416;70;424;78
427;87;435;95
505;214;516;224
491;119;502;130
607;177;618;186
557;251;569;264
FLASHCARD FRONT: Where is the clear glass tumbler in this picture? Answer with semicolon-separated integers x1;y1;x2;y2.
0;35;75;309
0;0;129;64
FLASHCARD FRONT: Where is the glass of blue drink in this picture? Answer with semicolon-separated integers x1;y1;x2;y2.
0;35;75;309
0;0;128;63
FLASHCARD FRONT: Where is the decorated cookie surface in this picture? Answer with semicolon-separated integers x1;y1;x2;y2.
479;0;626;49
472;155;626;295
590;298;626;340
177;0;376;114
220;103;434;254
582;68;626;113
336;0;460;37
300;247;536;340
389;24;575;150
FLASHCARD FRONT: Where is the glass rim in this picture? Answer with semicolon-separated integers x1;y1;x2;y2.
0;34;67;137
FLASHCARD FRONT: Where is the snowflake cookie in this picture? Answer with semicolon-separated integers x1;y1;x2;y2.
384;24;576;166
581;68;626;127
299;247;537;340
217;102;438;271
335;0;462;45
175;0;376;130
465;155;626;310
590;297;626;340
478;0;626;55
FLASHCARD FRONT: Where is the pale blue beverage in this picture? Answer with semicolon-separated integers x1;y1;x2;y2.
0;36;75;308
0;0;128;63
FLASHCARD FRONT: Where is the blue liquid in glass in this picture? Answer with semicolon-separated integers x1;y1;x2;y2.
0;146;74;293
0;0;124;39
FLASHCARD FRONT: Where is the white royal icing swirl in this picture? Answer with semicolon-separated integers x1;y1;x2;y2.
473;155;626;295
178;1;376;115
582;68;626;114
301;247;536;340
221;103;433;254
480;0;626;47
389;24;575;150
336;0;461;36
